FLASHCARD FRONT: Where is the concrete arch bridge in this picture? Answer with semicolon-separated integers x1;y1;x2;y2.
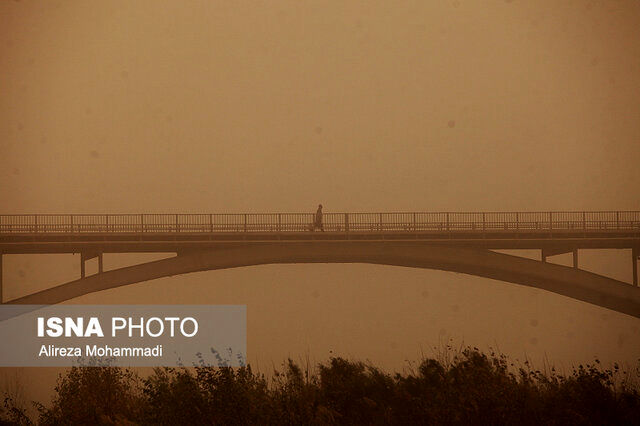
1;211;639;318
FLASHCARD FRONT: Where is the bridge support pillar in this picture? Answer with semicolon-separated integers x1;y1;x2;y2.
80;252;103;278
0;253;3;303
633;248;638;287
542;247;574;266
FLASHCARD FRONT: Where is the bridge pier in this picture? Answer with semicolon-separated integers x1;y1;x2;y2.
80;252;103;279
542;247;577;266
633;248;638;287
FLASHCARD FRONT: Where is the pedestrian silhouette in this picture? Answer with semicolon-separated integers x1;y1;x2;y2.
313;204;324;231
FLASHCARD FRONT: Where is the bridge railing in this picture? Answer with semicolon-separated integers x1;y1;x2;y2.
1;212;639;234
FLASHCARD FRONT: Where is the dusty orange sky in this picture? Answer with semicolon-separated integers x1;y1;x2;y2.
1;0;639;406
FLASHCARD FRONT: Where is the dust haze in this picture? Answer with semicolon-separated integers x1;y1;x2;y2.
1;0;639;405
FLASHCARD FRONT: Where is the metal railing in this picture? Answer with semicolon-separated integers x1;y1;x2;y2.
1;212;639;234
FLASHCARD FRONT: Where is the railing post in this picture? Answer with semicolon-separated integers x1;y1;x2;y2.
278;214;281;232
175;214;179;232
70;215;73;233
446;212;450;232
34;214;38;233
140;214;144;233
482;212;485;232
105;214;108;233
516;212;519;231
244;214;247;232
345;213;349;233
549;212;552;231
210;214;213;233
616;211;619;230
582;211;586;230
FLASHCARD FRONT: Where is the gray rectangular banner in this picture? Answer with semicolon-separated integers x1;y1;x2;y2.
0;305;246;367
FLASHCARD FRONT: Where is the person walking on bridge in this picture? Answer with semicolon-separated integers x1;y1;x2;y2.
313;204;324;231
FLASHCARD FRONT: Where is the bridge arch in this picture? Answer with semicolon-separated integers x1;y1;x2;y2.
6;242;640;318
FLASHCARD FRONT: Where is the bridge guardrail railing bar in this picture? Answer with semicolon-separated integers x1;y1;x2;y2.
0;212;639;234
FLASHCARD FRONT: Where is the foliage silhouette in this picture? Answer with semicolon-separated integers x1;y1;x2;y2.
2;347;639;425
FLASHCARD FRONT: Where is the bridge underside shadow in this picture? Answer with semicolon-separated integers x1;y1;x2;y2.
5;242;640;318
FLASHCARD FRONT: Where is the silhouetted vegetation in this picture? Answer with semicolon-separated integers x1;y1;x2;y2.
2;347;639;425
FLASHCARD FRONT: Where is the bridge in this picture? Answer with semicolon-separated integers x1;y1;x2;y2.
1;211;639;318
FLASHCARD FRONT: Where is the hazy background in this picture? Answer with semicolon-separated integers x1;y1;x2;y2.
1;0;639;406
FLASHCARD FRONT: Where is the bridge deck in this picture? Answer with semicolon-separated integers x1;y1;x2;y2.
1;212;639;253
